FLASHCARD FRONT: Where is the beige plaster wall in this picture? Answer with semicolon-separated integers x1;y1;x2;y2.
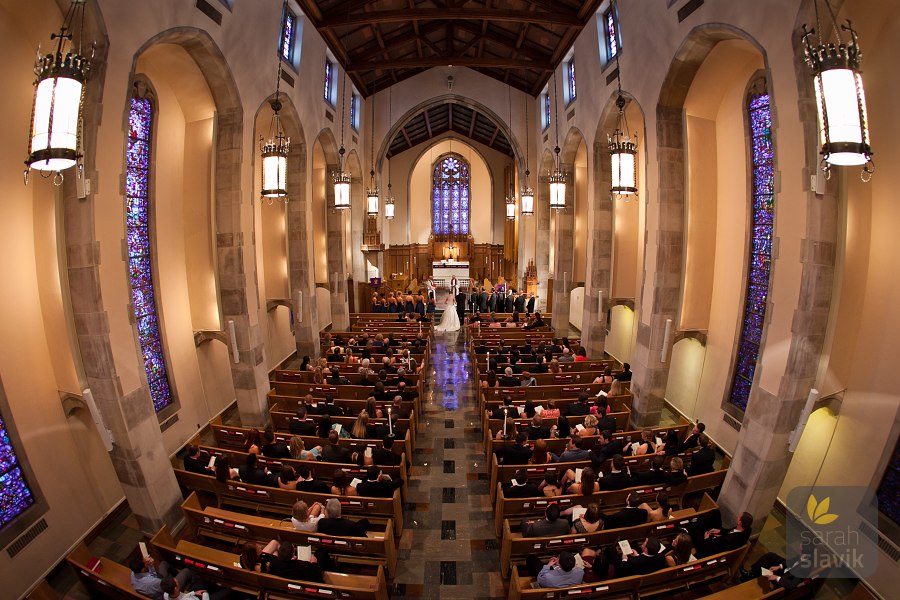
573;139;589;281
606;304;636;364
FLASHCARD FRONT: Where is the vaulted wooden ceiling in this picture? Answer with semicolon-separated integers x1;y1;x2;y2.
295;0;604;97
386;102;512;158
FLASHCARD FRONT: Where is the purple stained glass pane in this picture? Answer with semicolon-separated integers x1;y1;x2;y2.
729;378;752;411
752;134;773;164
747;283;768;314
750;109;770;138
432;154;470;237
606;11;618;59
281;13;294;62
743;312;764;341
749;94;769;111
754;165;774;195
127;97;173;412
0;467;35;527
735;341;758;379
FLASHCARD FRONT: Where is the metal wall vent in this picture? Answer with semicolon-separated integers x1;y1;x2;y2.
6;518;48;558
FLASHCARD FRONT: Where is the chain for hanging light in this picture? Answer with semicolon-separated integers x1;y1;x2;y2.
366;89;379;216
260;4;291;204
801;0;874;181
333;70;351;209
25;0;94;186
520;95;534;216
549;69;566;210
385;86;395;220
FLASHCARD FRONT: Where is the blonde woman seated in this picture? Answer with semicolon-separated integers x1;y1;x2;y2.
575;414;600;438
350;410;370;439
291;500;325;531
570;503;604;534
548;359;562;374
289;435;322;461
365;397;384;419
312;366;325;385
344;348;359;365
639;491;674;522
608;379;625;396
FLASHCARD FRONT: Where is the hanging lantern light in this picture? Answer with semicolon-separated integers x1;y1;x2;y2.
385;183;395;220
549;146;566;210
801;1;873;180
609;95;637;197
260;97;290;201
506;191;516;220
520;176;534;217
333;70;351;209
25;0;93;184
366;170;379;216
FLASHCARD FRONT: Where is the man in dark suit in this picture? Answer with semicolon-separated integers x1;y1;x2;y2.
633;455;668;485
605;492;649;529
294;465;330;494
505;290;515;312
320;430;353;464
372;437;401;466
526;293;536;314
743;543;815;590
615;362;633;382
599;454;633;490
688;435;716;476
322;394;344;416
596;408;617;433
183;444;214;475
524;414;550;440
695;512;753;558
498;367;521;387
678;422;706;453
237;453;274;487
327;367;350;385
589;431;625;468
503;469;540;498
496;432;532;464
488;290;498;312
479;287;489;312
566;394;591;416
514;291;527;313
467;289;477;314
317;498;369;537
491;396;516;420
615;537;666;576
456;290;468;322
356;466;403;498
261;426;291;459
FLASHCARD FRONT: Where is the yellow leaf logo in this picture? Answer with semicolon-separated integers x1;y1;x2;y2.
806;494;839;525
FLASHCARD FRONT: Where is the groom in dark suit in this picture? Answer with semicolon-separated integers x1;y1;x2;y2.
455;291;467;324
479;288;489;312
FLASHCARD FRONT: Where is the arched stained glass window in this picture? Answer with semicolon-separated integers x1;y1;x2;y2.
728;78;774;411
0;411;35;527
126;93;174;413
432;153;470;236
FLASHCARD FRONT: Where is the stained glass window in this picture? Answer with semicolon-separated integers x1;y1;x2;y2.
605;7;619;61
728;81;774;411
280;10;296;62
350;91;360;132
432;154;470;236
566;58;577;104
324;60;334;105
0;412;35;527
541;93;551;130
127;96;174;413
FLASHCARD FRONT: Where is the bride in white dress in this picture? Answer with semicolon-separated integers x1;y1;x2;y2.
435;294;461;332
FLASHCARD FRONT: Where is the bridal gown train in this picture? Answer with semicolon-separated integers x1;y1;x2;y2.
435;298;461;332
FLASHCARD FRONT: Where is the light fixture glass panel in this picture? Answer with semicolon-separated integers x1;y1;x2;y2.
29;76;82;171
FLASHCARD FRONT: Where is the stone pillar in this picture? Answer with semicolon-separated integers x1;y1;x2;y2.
215;108;270;427
286;141;320;359
64;51;182;534
535;185;552;313
629;106;685;426
551;164;575;336
581;141;614;358
326;196;350;332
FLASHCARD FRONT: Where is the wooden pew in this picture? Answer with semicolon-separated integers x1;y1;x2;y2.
483;410;632;455
479;371;623;386
271;380;423;406
150;525;389;600
507;545;749;600
498;493;720;577
698;578;784;599
65;542;145;599
171;469;404;536
268;395;417;423
181;492;398;577
481;383;631;407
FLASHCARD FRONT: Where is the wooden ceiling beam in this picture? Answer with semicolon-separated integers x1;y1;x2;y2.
347;56;553;71
423;109;434;138
401;127;414;149
318;9;581;28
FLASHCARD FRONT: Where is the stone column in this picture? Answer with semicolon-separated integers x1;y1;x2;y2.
215;107;270;427
286;141;320;359
629;106;684;426
326;188;350;332
64;50;182;534
535;186;552;313
551;164;575;336
581;141;614;358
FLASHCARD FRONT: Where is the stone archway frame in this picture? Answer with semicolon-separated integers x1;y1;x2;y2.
582;93;648;358
535;149;555;311
253;93;320;358
630;23;769;428
313;128;351;331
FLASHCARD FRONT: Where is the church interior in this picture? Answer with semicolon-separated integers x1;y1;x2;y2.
0;0;898;598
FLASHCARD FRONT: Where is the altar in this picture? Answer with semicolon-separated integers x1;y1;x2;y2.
432;261;470;290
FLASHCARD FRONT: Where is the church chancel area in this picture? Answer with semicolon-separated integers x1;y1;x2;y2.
1;1;899;599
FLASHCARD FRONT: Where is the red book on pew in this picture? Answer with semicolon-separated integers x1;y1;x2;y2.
86;557;103;572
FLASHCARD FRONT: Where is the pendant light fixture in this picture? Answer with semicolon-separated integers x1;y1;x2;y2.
801;0;874;180
385;87;395;220
505;85;516;221
25;0;93;185
520;96;534;217
333;70;351;209
506;180;516;220
548;69;566;210
366;92;379;216
260;4;290;204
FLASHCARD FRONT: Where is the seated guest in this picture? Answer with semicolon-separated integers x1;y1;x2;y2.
566;393;591;416
523;312;545;330
356;466;403;498
214;456;239;484
289;436;322;461
350;410;371;439
593;367;615;384
317;498;369;536
503;469;540;498
295;465;331;494
289;405;318;436
665;532;694;567
559;436;590;462
525;414;551;440
655;429;681;456
498;367;521;387
665;456;688;487
529;438;557;464
678;421;706;452
599;455;632;491
491;395;516;419
613;537;666;577
571;503;604;534
627;429;656;456
538;474;563;497
370;436;401;466
525;551;584;589
327;367;351;385
322;393;345;417
589;430;625;468
614;362;633;381
182;444;213;476
237;453;274;487
688;435;716;476
238;540;323;583
742;542;814;589
130;552;202;600
159;574;226;600
496;432;532;465
558;347;575;363
244;427;262;455
277;465;301;490
522;503;571;537
633;455;667;486
639;492;674;522
320;430;353;464
262;425;291;459
575;414;600;438
330;468;357;496
291;500;325;531
694;512;753;558
397;380;419;402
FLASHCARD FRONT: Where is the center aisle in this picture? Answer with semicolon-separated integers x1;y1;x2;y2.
391;328;504;599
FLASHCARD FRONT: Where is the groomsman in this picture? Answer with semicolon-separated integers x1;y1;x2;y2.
479;287;489;312
488;289;498;312
468;288;478;314
514;290;527;313
526;293;536;314
505;289;515;312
